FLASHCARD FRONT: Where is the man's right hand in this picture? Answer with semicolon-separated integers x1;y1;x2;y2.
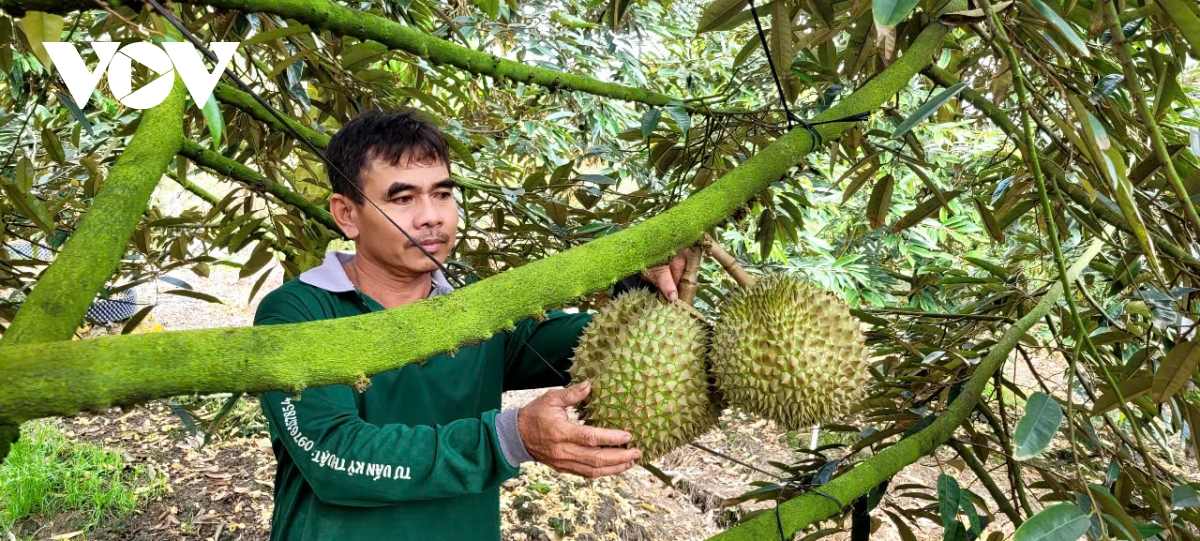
516;380;642;478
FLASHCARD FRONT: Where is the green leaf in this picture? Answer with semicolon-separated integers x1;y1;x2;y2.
1152;339;1200;403
1172;484;1200;509
162;289;224;304
1030;0;1090;58
248;267;274;304
242;24;311;48
873;0;921;27
867;173;894;229
938;474;961;531
121;304;157;335
698;0;748;33
891;83;967;139
770;0;793;100
641;108;662;140
41;127;65;165
973;197;1005;243
666;104;691;138
890;190;963;233
578;174;616;185
239;240;275;279
55;91;93;136
1015;503;1090;541
18;11;63;70
1014;392;1063;460
201;96;224;150
445;132;476;170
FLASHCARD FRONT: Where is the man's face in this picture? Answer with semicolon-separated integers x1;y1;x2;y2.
333;155;459;276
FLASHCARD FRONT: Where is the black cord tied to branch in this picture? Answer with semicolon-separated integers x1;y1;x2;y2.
745;0;868;151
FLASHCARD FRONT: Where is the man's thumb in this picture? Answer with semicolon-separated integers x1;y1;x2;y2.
564;380;591;404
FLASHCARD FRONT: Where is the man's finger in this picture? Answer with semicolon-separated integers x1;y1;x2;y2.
669;250;687;285
558;459;639;479
645;265;679;301
569;424;634;447
560;443;642;468
544;380;590;407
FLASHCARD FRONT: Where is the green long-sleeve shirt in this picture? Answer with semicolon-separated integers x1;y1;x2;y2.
253;251;594;541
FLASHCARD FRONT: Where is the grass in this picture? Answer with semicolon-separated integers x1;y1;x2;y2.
0;420;165;539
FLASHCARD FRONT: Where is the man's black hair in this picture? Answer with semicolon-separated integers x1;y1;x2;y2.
325;108;452;204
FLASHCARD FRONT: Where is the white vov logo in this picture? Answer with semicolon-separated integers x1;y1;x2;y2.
44;41;239;110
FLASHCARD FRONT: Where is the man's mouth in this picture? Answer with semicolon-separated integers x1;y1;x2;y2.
418;239;445;248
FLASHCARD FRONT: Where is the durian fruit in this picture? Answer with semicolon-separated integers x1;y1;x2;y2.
709;273;871;430
569;289;722;463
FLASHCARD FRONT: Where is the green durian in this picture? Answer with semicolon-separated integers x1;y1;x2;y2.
569;289;721;463
710;273;871;430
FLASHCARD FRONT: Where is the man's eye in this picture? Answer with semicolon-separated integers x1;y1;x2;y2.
436;191;453;200
393;195;413;204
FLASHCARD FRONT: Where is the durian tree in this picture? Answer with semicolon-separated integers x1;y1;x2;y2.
0;0;1199;540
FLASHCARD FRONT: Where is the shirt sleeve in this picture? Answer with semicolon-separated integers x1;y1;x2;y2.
502;309;593;392
500;273;659;392
254;288;521;506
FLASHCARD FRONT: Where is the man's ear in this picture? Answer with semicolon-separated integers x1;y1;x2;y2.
329;193;360;239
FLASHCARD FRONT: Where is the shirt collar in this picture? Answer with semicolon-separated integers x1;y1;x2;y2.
298;250;454;297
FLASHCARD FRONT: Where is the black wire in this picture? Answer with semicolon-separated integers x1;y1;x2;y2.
744;0;870;151
143;0;568;381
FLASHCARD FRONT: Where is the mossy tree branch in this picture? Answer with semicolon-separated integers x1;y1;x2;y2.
178;140;340;233
0;73;186;462
2;75;186;343
212;83;330;149
706;240;1104;541
0;15;957;426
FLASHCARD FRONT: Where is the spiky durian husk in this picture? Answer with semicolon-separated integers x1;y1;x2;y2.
710;273;871;430
569;289;720;463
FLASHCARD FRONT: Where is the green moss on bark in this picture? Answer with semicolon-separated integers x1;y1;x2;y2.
213;83;331;149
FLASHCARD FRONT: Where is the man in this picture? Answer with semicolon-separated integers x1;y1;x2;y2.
254;109;694;541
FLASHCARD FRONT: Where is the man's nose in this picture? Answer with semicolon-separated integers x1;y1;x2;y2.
412;196;443;230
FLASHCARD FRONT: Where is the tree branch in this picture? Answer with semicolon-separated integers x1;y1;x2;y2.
0;0;703;111
178;140;340;233
1;75;186;343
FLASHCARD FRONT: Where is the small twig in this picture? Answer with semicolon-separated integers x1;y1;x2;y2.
701;234;756;288
688;442;783;480
640;462;675;488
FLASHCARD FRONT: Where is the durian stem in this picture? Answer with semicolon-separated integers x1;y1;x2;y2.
706;239;1105;541
702;234;756;289
672;299;711;327
678;245;704;304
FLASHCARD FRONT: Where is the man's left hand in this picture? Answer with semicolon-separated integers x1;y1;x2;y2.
642;247;695;303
